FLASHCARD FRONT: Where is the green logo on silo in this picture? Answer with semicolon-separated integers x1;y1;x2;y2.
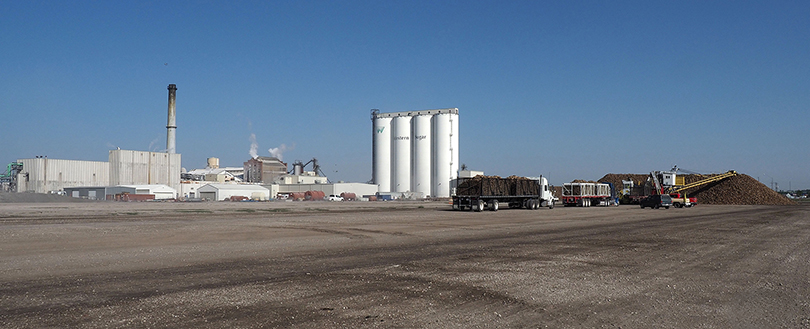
376;127;385;133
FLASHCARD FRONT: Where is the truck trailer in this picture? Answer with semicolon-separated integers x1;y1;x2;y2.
452;176;556;212
561;182;615;207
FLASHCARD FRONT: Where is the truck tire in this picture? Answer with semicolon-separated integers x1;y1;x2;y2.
490;199;499;211
475;200;485;212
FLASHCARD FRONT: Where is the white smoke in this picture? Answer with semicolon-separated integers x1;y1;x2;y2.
249;133;259;159
268;144;288;160
148;137;165;152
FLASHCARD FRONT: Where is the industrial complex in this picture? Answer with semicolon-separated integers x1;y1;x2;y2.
1;84;793;207
0;85;455;202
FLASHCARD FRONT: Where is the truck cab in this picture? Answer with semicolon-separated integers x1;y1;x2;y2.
668;193;694;208
640;194;672;209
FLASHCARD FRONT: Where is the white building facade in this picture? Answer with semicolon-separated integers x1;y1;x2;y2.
15;158;110;194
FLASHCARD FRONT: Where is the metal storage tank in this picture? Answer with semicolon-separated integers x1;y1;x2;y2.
412;114;432;197
392;115;412;192
451;112;460;194
372;113;392;192
433;112;452;197
207;157;220;169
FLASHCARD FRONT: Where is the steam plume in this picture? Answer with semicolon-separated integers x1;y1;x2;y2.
268;144;287;160
249;134;259;159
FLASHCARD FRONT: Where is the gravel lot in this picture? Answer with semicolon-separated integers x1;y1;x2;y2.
1;201;809;328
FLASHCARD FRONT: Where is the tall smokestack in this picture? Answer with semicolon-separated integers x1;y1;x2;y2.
166;84;177;154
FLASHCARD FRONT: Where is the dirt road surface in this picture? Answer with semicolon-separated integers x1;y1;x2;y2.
1;201;808;328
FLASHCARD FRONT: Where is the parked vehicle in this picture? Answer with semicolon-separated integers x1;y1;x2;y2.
561;182;616;207
327;194;344;202
452;175;557;212
639;194;672;209
668;193;694;208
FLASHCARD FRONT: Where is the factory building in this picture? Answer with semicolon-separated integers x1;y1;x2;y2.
14;151;181;197
64;184;177;200
244;157;287;184
109;149;182;194
14;157;110;194
371;108;459;198
198;183;272;201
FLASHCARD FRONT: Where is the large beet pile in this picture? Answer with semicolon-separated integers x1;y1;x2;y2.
598;173;796;205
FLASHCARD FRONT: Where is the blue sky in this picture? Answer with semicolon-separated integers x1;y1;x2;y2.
2;1;808;189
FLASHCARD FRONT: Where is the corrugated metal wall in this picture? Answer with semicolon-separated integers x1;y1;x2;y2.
17;158;110;193
109;150;181;193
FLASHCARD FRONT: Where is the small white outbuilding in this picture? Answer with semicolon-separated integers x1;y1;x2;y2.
198;184;270;201
118;184;178;200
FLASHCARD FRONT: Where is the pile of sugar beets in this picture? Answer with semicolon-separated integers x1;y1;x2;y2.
597;173;795;205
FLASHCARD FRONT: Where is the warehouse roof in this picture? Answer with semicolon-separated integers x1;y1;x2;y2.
198;184;269;191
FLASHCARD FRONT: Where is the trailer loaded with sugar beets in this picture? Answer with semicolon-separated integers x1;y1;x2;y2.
452;175;557;212
561;182;618;207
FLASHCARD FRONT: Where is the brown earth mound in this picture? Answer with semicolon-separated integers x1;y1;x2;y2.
598;173;796;205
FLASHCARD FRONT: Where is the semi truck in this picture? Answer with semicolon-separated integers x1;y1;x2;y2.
561;182;616;207
452;176;557;212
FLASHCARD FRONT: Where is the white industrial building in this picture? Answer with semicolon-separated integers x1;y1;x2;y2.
110;149;181;193
64;184;177;200
119;184;177;199
15;157;110;194
198;184;272;201
13;149;181;195
372;108;459;198
275;172;328;185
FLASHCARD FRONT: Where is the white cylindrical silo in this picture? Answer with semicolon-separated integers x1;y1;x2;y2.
373;116;392;192
433;113;452;197
412;114;432;197
392;115;412;192
450;112;460;193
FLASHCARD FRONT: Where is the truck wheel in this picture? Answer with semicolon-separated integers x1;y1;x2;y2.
549;201;554;209
475;200;485;212
490;199;499;211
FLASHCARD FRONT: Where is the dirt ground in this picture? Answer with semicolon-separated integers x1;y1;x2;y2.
1;200;809;328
